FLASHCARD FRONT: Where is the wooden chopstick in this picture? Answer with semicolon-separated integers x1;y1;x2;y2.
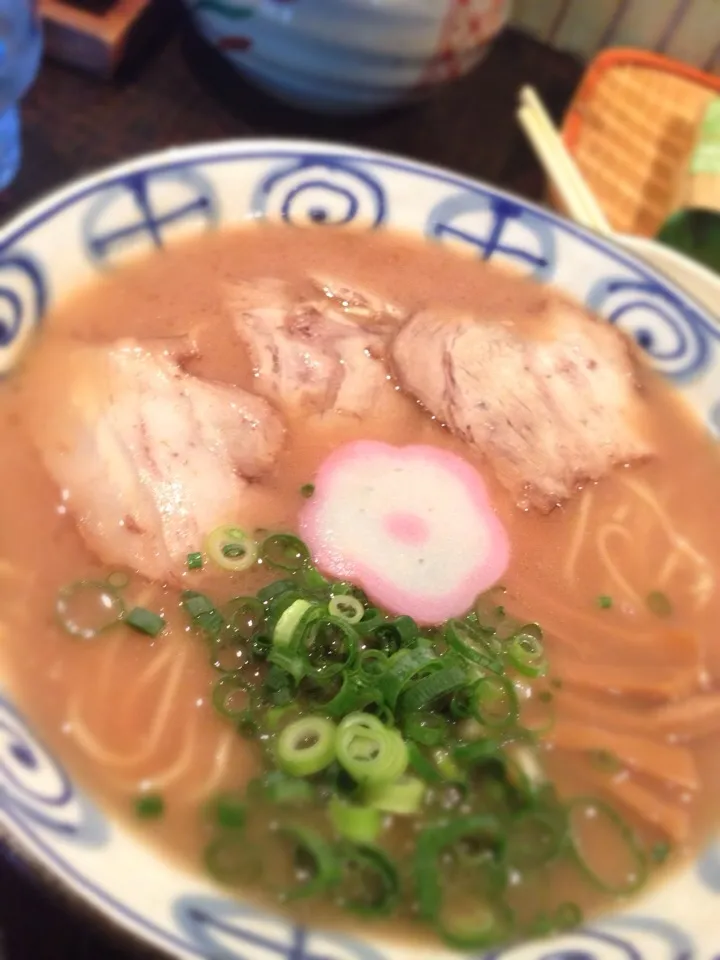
517;85;611;236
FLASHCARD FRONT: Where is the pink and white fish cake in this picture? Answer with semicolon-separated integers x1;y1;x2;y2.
300;441;510;625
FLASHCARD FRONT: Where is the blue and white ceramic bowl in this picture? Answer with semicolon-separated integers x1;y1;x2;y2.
1;140;720;959
181;0;511;114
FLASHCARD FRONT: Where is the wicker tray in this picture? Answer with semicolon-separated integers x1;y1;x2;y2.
559;49;720;238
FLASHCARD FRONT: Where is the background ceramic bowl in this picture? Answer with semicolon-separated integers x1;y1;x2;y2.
2;140;720;959
181;0;511;114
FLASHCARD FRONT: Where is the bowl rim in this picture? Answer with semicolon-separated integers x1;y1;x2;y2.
1;136;714;325
0;136;718;960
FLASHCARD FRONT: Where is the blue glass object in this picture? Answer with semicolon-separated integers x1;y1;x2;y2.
0;0;42;190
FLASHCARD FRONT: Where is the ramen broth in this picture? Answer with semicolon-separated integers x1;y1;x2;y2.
1;225;720;945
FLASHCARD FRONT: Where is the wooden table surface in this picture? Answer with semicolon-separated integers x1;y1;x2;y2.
0;13;583;958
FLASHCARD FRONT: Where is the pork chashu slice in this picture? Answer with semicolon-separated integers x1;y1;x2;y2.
392;298;653;511
28;338;285;583
228;277;406;418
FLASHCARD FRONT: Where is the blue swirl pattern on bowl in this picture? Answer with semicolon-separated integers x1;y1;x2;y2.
0;142;719;959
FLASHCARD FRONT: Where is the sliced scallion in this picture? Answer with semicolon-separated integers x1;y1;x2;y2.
125;606;165;638
261;534;310;572
506;624;547;678
273;598;314;649
414;815;505;921
328;595;364;624
364;775;425;814
302;616;359;680
329;796;382;844
134;793;164;819
276;716;336;777
205;525;257;573
337;843;400;916
472;675;519;729
186;552;203;571
336;713;408;784
262;771;314;806
204;792;246;831
403;712;448;747
278;826;340;900
568;796;648;895
212;672;251;720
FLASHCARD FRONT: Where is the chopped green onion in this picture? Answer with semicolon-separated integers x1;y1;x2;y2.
322;671;375;717
506;624;546;678
212;672;251;719
328;595;364;624
337;843;400;916
206;525;257;573
414;816;505;921
223;597;264;641
377;646;439;710
647;590;673;618
301;616;360;680
431;747;464;782
505;807;567;869
134;793;164;819
181;590;225;637
260;534;310;572
261;771;314;806
300;483;315;498
399;663;468;714
568;796;648;895
56;580;126;640
445;619;503;673
336;713;408;784
276;716;336;777
329;796;382;843
407;742;443;783
597;595;613;609
472;675;519;729
364;775;425;814
403;712;448;747
277;826;340;900
187;552;203;570
257;579;296;605
273;599;314;648
125;606;165;638
358;649;389;678
204;792;246;830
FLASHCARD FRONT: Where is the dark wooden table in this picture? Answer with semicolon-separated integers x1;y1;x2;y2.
0;14;583;958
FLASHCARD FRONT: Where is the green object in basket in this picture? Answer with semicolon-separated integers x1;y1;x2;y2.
657;98;720;275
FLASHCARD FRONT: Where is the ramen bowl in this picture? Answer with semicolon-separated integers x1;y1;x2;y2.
1;141;719;960
181;0;511;114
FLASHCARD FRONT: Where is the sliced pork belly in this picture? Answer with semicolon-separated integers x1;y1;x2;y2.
228;278;405;418
392;299;653;511
29;338;284;583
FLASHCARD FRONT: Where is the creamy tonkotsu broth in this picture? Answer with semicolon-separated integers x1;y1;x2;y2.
1;224;720;949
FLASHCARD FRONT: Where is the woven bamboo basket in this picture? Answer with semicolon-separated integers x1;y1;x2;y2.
557;49;720;238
